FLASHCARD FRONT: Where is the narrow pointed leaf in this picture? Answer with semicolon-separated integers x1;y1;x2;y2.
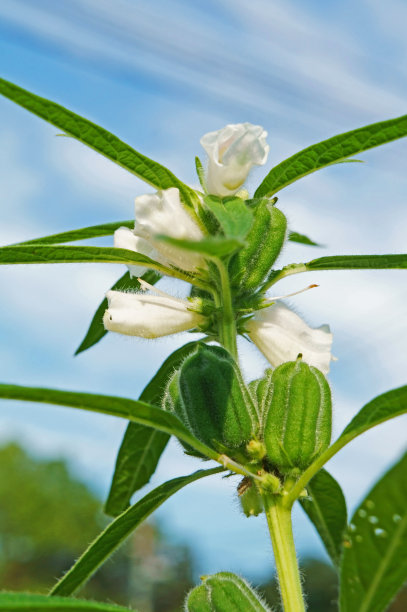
270;254;407;287
0;245;172;274
0;384;219;460
0;593;136;611
75;270;161;355
255;114;407;197
105;342;199;516
51;467;224;596
15;220;133;246
340;452;407;612
288;231;321;247
300;469;347;567
0;78;196;205
156;235;243;257
306;254;407;270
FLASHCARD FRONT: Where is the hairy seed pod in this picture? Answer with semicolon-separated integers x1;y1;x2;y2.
230;200;287;292
163;344;259;453
263;359;332;474
186;572;271;612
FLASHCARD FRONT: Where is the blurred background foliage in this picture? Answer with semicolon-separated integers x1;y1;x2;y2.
0;442;193;611
1;442;405;610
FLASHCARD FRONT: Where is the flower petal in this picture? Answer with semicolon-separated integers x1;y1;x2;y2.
114;226;163;277
103;290;204;338
247;302;333;374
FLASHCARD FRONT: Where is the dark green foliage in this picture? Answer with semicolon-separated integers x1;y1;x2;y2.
230;201;287;292
163;344;258;453
262;360;332;473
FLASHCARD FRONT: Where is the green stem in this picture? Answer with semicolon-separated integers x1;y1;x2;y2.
215;259;238;359
262;494;305;612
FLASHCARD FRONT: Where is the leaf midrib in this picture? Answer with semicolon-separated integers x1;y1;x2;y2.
358;513;407;612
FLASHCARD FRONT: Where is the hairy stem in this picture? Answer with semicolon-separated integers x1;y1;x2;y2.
262;493;306;612
215;259;238;359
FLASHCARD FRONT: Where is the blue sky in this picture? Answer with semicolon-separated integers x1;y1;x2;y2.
0;0;406;582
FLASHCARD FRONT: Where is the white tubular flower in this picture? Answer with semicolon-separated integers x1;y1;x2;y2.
247;302;333;374
200;123;269;197
114;226;163;278
103;289;204;339
133;187;206;272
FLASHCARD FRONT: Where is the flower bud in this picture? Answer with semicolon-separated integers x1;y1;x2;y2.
237;477;264;517
200;123;269;197
163;344;259;452
103;290;204;338
230;201;287;292
263;359;332;474
186;572;271;611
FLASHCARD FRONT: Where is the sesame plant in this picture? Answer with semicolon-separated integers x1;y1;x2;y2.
0;77;406;612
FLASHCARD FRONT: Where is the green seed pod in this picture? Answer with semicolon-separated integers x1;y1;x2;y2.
263;359;332;474
237;477;264;517
185;572;272;612
230;200;287;292
163;344;259;452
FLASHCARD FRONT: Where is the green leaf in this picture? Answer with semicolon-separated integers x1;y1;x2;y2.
269;254;407;288
306;254;407;270
156;235;243;257
339;452;407;612
186;572;272;612
0;593;136;611
51;467;223;596
0;78;196;206
0;383;219;461
300;469;347;567
255;114;407;197
203;196;254;240
75;270;161;355
105;341;200;517
15;220;133;246
288;231;321;247
0;245;170;273
286;386;407;506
